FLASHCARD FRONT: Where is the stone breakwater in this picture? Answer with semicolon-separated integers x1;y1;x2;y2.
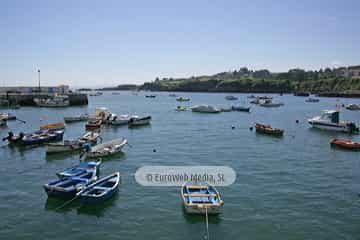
0;93;88;106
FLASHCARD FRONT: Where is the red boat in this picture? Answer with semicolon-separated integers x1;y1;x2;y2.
255;123;284;136
330;138;360;151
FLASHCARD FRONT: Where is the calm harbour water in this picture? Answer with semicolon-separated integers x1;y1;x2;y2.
0;92;359;240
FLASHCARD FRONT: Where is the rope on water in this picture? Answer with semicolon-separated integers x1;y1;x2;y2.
205;207;210;240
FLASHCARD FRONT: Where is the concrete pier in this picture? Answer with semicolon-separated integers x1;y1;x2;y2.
0;93;88;106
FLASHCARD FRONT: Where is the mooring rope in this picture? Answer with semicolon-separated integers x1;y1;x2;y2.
205;207;210;240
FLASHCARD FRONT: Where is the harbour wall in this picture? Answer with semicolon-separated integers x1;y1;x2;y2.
0;93;88;106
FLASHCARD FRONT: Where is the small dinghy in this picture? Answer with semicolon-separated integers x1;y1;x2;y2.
176;97;190;102
330;139;360;151
145;95;156;98
64;114;89;123
175;106;187;112
231;106;250;112
305;98;320;103
0;112;16;121
191;105;221;113
40;122;65;131
259;99;284;107
3;129;64;145
345;104;360;110
128;116;151;127
85;138;128;158
255;123;284;136
85;119;102;130
45;131;100;154
225;95;238;100
77;172;120;204
56;160;102;179
43;170;97;199
181;182;224;215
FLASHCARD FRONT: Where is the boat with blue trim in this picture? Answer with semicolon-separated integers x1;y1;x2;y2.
56;160;102;179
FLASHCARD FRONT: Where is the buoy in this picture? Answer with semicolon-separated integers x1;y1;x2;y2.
153;149;156;152
296;120;299;123
231;126;235;129
249;126;253;131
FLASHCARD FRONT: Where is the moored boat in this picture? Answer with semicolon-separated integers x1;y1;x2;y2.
308;110;359;133
89;92;102;96
3;129;64;146
231;106;250;112
181;182;224;215
85;119;102;130
77;172;120;204
0;119;7;127
34;95;70;107
43;170;97;199
191;105;221;113
345;104;360;110
145;95;156;98
305;98;320;103
56;160;102;179
176;97;190;102
330;138;360;151
259;99;284;107
0;112;16;121
40;122;65;131
255;123;284;136
225;95;238;100
128;116;152;127
84;138;128;158
175;106;187;111
105;114;132;126
64;114;89;123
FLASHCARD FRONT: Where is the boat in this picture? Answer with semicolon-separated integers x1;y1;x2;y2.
231;106;250;112
176;97;190;102
145;95;156;98
0;112;16;121
255;123;284;136
45;131;100;154
225;95;238;100
85;119;102;130
169;93;178;97
305;98;320;103
258;96;273;100
43;170;97;199
219;107;232;112
95;107;112;121
0;119;6;127
64;114;89;123
112;92;120;95
105;114;132;126
308;110;359;133
259;99;284;107
247;95;256;99
128;116;152;127
330;138;360;151
85;138;128;158
34;95;70;107
181;182;224;215
250;98;260;104
77;172;120;204
3;129;64;145
175;106;187;112
294;92;310;97
89;92;103;96
345;104;360;110
40;122;66;131
56;160;102;179
191;105;221;113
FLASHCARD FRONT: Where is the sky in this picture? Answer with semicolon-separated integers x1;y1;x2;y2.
0;0;359;87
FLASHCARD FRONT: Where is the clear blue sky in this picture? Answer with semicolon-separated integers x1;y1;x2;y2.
1;0;359;87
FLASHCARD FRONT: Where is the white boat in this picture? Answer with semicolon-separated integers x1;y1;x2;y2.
85;138;128;158
45;132;100;154
225;95;238;100
175;106;187;112
34;95;70;107
64;114;89;123
259;99;284;107
345;104;360;110
108;114;132;126
128;116;151;127
308;110;359;133
191;105;221;113
176;97;190;102
181;182;224;215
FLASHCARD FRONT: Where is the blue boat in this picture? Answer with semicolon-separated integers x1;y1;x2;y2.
56;160;102;179
44;170;97;199
77;172;120;204
3;129;64;146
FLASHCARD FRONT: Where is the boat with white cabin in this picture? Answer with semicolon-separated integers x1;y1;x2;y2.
308;110;359;133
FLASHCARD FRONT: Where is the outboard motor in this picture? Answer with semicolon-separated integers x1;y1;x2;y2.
19;132;25;140
2;131;13;141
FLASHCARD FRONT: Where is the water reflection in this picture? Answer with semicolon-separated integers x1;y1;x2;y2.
182;207;222;224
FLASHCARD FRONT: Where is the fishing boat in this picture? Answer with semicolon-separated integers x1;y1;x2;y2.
175;106;187;111
145;95;156;98
345;104;360;110
85;119;102;130
64;114;89;123
176;97;190;102
34;95;70;107
56;160;102;179
3;129;64;145
231;106;250;112
43;170;97;199
305;98;320;103
105;114;132;126
191;105;221;113
259;99;284;107
0;112;16;121
128;116;152;127
181;182;224;215
40;122;65;131
255;123;284;136
330;139;360;151
308;110;359;133
225;95;238;100
85;138;128;158
77;172;120;204
45;131;100;154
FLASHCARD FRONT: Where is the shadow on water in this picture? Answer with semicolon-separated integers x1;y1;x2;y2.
86;151;126;162
44;197;80;213
77;194;119;217
45;152;81;161
181;207;222;224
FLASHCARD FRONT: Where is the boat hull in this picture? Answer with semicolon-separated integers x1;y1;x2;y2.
308;121;349;132
183;204;222;215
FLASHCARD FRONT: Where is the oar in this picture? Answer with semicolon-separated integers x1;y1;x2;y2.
16;118;26;124
126;142;133;148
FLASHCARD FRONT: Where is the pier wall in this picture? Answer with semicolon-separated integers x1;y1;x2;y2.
0;93;88;106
